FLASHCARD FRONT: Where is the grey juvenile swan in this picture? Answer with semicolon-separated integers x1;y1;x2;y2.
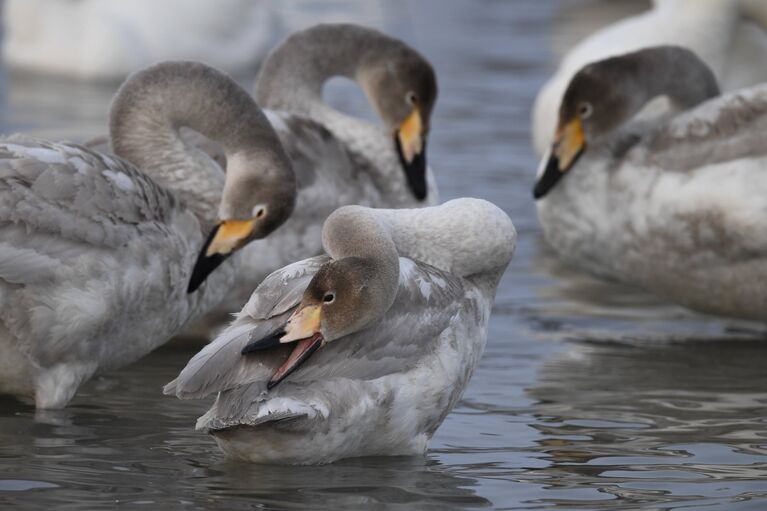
187;24;440;310
166;199;516;465
0;61;295;408
534;45;767;321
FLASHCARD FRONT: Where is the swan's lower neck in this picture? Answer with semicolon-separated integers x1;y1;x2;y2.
537;147;659;274
113;124;224;231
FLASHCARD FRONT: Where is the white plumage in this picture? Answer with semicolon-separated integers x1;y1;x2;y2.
2;0;273;80
537;82;767;321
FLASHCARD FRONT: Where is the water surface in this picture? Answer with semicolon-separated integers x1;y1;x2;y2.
1;1;766;509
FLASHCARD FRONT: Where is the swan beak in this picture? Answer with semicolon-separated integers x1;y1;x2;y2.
241;304;325;389
395;107;428;201
533;118;586;200
187;218;256;293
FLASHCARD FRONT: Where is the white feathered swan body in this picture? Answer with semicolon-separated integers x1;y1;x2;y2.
534;47;767;321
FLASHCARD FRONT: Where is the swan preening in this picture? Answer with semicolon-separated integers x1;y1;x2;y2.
166;199;516;465
0;61;295;409
534;46;767;321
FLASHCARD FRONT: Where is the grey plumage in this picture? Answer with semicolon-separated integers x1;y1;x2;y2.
536;48;767;320
203;24;441;317
166;199;516;464
0;61;296;408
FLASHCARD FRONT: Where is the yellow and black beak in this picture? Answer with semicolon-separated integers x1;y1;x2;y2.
533;118;586;200
187;218;256;293
241;304;325;389
395;107;428;201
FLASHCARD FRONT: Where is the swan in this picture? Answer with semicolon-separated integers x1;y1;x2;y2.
165;198;516;465
533;45;767;321
186;23;440;318
532;0;767;155
0;61;296;408
2;0;273;80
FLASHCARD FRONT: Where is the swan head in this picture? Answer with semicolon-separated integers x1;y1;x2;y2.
188;148;296;293
241;256;394;389
533;56;637;200
359;46;438;201
533;46;718;200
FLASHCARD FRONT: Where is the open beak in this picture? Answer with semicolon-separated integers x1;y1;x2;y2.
241;304;325;389
395;107;428;201
187;218;256;293
533;118;586;200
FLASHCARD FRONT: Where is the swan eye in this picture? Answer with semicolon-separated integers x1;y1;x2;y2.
406;91;418;105
323;292;335;304
578;102;593;119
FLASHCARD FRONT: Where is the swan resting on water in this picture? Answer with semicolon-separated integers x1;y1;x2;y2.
166;199;516;465
534;45;767;321
0;61;296;408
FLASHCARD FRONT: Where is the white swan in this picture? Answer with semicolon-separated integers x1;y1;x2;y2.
533;46;767;321
187;24;440;319
532;0;767;155
0;61;297;408
165;198;516;465
2;0;272;80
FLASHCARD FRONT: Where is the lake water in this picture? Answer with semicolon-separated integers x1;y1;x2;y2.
1;1;766;509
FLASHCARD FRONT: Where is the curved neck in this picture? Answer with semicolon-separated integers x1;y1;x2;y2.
322;206;401;315
639;48;720;111
254;24;401;115
325;199;516;296
380;199;516;286
611;48;720;125
109;62;284;230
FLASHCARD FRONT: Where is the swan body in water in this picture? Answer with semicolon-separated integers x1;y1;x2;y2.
534;46;767;321
532;0;767;155
0;62;296;408
166;199;516;465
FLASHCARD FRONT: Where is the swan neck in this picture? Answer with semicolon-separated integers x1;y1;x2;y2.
254;24;395;114
109;62;284;229
642;49;720;110
322;207;401;313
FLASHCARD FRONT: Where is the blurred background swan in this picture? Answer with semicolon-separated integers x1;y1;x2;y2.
1;0;403;81
533;0;767;154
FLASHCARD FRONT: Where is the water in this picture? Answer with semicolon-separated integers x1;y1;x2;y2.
1;1;766;509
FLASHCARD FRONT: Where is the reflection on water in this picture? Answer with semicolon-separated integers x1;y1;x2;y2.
1;0;767;510
523;339;767;510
